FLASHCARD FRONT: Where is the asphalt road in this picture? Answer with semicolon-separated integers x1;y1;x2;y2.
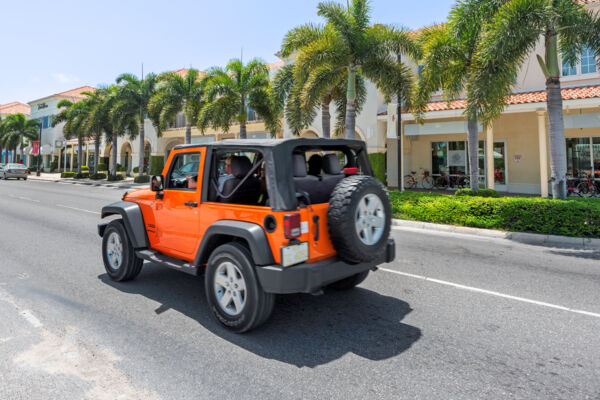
0;179;599;400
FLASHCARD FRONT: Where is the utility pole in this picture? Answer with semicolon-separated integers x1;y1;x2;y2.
36;124;42;176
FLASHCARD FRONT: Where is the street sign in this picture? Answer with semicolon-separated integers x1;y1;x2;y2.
55;140;64;148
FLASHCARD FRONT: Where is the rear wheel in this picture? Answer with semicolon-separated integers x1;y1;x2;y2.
205;243;274;333
102;219;143;281
328;271;369;290
421;176;434;189
404;175;417;189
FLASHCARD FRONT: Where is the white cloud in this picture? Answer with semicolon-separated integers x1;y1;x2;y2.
52;73;80;84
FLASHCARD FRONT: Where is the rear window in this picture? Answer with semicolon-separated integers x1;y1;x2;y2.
8;164;25;168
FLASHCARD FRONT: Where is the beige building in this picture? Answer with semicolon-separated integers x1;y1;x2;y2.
383;0;600;196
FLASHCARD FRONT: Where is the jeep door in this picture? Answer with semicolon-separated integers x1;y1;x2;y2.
153;149;205;260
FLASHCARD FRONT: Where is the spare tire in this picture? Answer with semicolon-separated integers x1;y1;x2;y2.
327;175;392;264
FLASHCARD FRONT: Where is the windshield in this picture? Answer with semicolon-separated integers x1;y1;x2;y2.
8;164;25;168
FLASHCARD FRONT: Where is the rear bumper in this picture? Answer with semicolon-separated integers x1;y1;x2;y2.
256;238;395;294
4;172;27;178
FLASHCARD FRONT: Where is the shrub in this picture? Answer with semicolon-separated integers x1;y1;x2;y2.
81;165;90;172
97;163;108;172
368;152;387;186
107;174;124;181
89;173;107;180
61;171;77;178
133;166;139;174
74;172;89;179
455;188;500;198
117;164;125;172
389;191;600;238
49;160;58;172
134;175;150;184
150;156;164;176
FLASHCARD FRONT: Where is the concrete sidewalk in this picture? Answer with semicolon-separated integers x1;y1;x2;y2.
393;219;600;250
26;173;145;189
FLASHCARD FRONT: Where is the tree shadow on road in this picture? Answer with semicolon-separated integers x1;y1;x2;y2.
98;263;422;368
548;249;600;260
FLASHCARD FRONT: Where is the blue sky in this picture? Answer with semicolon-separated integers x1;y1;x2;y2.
0;0;455;105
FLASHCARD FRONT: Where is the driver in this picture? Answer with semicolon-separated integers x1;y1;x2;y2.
218;155;234;193
186;175;198;189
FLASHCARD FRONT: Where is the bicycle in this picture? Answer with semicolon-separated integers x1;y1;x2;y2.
434;171;469;190
404;168;434;189
576;174;599;197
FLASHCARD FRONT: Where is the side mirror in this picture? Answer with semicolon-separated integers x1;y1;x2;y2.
151;175;164;192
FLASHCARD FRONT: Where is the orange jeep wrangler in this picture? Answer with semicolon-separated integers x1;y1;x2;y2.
98;138;395;332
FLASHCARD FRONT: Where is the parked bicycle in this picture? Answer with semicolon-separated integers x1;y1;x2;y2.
567;174;600;197
404;168;434;189
434;170;469;190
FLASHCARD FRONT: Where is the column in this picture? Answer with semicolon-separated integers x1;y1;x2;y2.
70;145;74;172
86;144;90;167
58;148;62;171
537;110;549;197
486;124;494;189
400;119;405;191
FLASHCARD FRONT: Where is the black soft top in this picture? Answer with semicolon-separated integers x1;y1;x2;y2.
176;138;372;211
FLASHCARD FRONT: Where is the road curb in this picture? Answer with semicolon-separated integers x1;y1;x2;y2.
25;176;144;189
392;219;600;250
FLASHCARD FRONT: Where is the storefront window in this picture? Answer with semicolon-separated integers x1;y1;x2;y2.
448;141;466;175
493;142;506;185
431;142;447;175
566;138;592;177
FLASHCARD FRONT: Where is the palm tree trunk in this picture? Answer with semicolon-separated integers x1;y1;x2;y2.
77;138;83;174
94;136;100;175
20;137;24;163
185;123;192;144
321;100;331;138
138;123;145;176
111;132;118;177
467;116;479;191
546;78;567;199
345;64;357;139
239;122;247;139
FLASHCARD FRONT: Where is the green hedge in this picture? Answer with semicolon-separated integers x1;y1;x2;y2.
390;191;600;238
81;165;89;172
455;188;500;198
368;152;386;186
61;171;77;178
90;173;107;180
150;156;164;176
107;174;124;181
74;172;89;179
133;166;139;174
97;163;108;172
134;175;150;184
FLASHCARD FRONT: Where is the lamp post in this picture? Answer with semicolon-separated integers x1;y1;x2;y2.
36;124;42;176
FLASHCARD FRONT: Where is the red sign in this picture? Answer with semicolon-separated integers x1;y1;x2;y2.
32;141;39;155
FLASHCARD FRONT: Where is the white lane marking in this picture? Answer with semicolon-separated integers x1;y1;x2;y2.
8;195;41;203
392;225;505;243
19;310;43;328
55;204;100;215
380;267;600;319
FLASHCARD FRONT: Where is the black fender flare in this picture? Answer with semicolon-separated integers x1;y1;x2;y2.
194;220;274;267
99;201;149;249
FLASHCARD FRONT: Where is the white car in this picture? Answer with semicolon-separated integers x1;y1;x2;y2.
1;163;28;180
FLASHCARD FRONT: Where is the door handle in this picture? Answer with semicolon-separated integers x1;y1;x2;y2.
312;215;320;241
184;202;198;207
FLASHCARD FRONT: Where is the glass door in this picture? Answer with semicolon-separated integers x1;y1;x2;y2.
493;141;507;191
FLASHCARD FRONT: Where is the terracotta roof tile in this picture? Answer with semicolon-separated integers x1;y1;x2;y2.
415;85;600;113
0;102;30;115
56;86;96;99
268;61;284;70
170;68;206;78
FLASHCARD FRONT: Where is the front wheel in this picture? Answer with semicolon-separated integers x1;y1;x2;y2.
404;175;417;189
421;176;434;189
102;219;143;281
205;243;274;333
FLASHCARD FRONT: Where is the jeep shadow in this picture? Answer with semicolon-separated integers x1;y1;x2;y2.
99;263;422;368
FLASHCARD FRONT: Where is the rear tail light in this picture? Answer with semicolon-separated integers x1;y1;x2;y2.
283;213;301;239
7;169;12;173
344;167;358;175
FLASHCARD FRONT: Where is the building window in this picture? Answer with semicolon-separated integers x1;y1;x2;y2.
42;116;49;129
566;137;600;178
247;106;261;122
581;46;597;74
562;55;577;76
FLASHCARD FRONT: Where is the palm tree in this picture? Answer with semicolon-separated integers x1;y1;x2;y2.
85;86;116;175
292;0;419;139
2;113;41;163
149;69;204;144
198;58;279;139
467;0;593;199
274;44;367;137
53;100;90;174
0;117;19;163
113;73;158;176
414;1;505;191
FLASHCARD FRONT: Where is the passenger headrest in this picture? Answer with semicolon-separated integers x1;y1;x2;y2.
308;154;323;176
230;156;252;178
292;153;307;177
323;154;342;175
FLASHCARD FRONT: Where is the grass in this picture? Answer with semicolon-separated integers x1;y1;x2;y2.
389;191;600;238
